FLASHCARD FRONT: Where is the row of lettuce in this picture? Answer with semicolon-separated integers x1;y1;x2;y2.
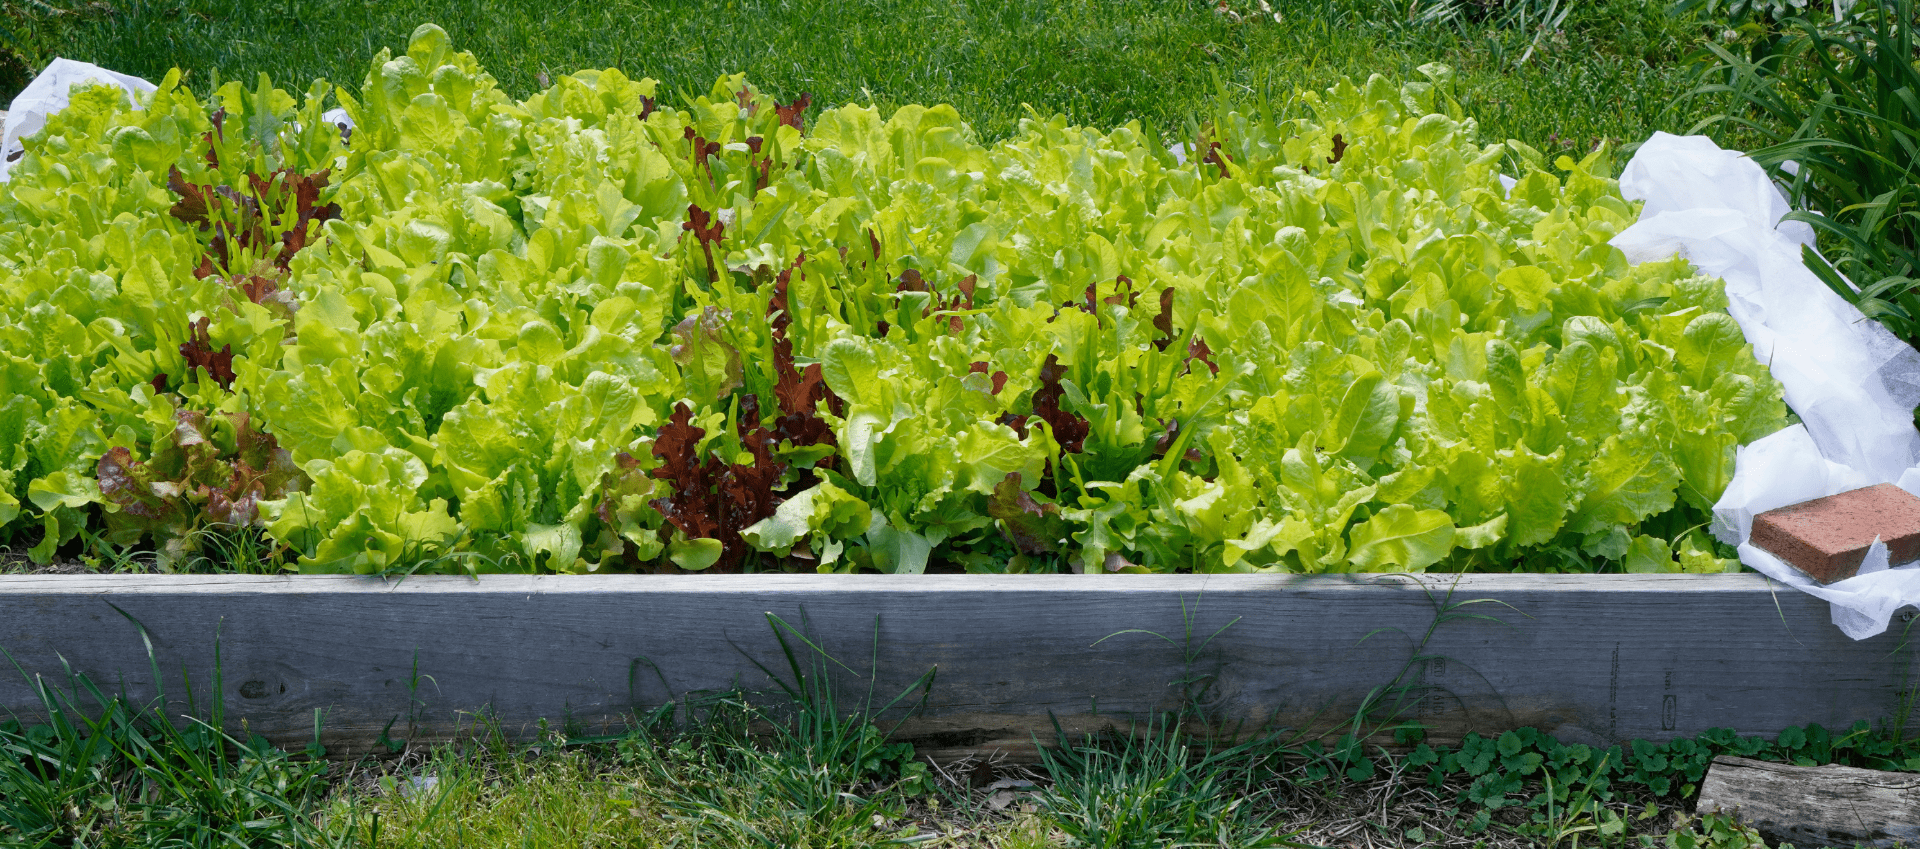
0;26;1786;574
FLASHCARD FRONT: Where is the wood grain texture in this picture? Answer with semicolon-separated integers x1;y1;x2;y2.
1697;755;1920;848
0;573;1914;760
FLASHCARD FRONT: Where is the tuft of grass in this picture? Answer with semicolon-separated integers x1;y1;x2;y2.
12;0;1725;166
1034;715;1308;849
0;646;347;848
175;523;287;575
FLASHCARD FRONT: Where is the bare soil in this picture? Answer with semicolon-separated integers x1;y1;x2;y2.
0;546;159;575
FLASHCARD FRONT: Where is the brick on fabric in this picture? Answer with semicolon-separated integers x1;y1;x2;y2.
1750;483;1920;583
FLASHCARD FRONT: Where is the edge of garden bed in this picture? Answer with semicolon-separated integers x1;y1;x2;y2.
1;572;1911;761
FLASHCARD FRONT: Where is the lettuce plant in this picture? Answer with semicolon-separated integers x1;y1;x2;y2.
0;25;1786;574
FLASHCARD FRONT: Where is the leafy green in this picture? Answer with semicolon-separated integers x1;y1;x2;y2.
0;25;1786;573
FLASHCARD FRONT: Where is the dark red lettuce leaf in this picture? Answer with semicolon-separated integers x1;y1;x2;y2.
718;395;784;539
1202;140;1231;179
645;399;790;573
1184;336;1219;377
767;256;843;452
775;93;812;130
1153;287;1176;351
683;203;725;287
179;317;236;390
683;127;722;172
167;166;216;226
1032;354;1089;453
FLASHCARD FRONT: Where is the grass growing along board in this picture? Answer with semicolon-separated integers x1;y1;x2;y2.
5;612;1912;848
0;25;1786;576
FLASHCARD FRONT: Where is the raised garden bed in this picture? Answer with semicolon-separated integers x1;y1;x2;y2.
5;28;1911;769
3;572;1912;760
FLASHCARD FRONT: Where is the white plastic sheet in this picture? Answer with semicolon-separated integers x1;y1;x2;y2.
0;58;157;182
1613;132;1920;639
321;107;353;132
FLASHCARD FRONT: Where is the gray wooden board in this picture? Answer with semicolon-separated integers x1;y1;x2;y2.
1698;755;1920;848
0;573;1914;760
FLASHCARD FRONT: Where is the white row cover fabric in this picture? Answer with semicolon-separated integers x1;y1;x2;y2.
0;58;156;182
1614;132;1920;639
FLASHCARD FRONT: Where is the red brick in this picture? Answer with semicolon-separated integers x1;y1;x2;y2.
1750;483;1920;583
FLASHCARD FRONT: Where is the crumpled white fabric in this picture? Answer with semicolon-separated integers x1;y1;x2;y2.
1;58;157;182
1613;131;1920;639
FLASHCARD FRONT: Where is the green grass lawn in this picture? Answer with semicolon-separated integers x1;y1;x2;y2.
13;0;1727;160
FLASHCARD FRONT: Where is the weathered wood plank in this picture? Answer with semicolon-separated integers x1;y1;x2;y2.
0;573;1913;760
1697;755;1920;848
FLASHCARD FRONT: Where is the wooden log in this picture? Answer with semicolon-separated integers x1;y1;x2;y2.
1697;755;1920;848
0;573;1914;761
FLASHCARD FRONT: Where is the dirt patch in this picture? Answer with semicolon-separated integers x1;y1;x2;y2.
0;546;159;575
